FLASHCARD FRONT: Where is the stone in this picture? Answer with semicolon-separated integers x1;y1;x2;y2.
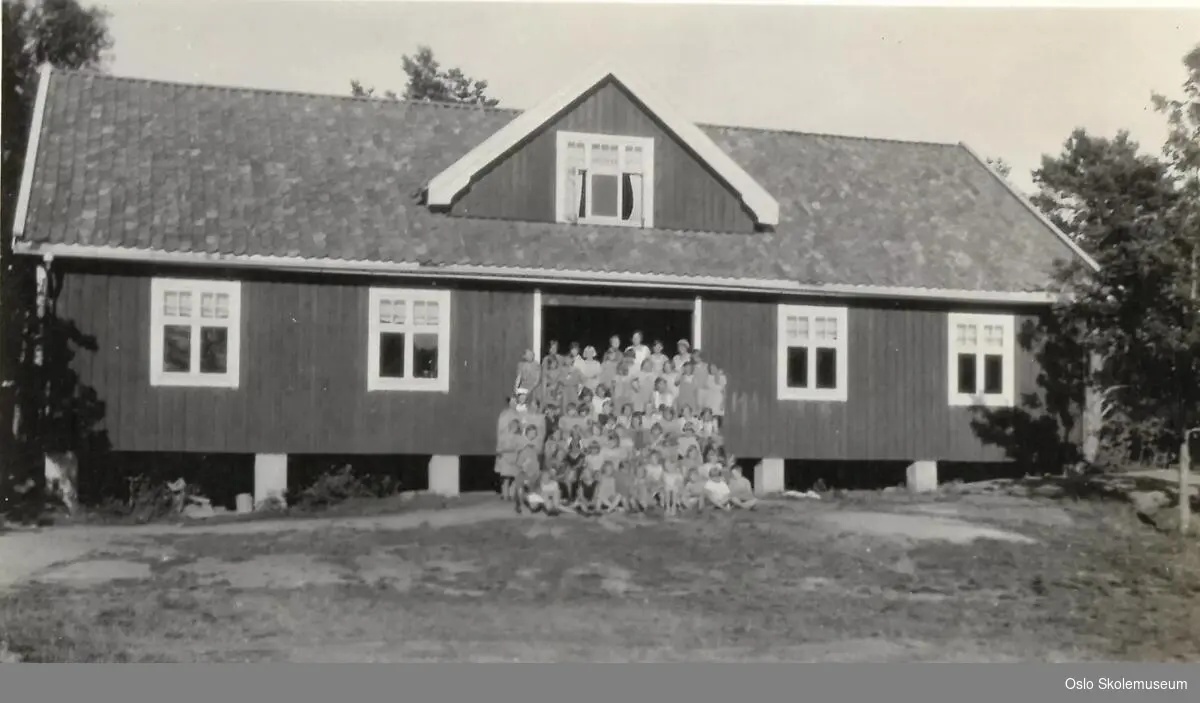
428;455;460;497
906;461;938;494
1129;490;1170;515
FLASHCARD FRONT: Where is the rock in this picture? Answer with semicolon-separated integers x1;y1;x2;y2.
182;502;215;519
1129;490;1170;515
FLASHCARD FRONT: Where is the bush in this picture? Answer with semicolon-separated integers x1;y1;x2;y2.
287;464;400;510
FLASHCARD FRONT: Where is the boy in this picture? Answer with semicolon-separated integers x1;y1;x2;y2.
728;466;758;510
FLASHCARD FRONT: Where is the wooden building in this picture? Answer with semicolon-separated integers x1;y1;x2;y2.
11;63;1097;503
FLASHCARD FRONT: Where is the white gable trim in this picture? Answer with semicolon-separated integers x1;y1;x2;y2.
12;64;53;240
426;62;781;227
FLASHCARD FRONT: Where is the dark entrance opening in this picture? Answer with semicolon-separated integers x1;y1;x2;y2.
540;293;693;360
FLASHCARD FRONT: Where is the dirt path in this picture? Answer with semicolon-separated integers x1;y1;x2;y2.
0;500;520;590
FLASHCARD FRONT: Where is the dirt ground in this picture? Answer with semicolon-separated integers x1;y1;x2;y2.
2;488;1198;662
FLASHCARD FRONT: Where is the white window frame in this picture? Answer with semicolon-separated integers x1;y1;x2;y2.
555;130;655;228
948;312;1016;408
367;288;452;392
776;304;849;402
149;278;242;388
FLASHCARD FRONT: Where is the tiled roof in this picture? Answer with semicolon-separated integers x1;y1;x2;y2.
17;70;1083;293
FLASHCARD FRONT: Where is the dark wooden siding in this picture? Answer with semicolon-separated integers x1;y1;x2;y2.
702;297;1057;462
450;79;758;233
53;265;531;455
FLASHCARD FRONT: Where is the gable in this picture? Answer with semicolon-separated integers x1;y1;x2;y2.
448;78;757;233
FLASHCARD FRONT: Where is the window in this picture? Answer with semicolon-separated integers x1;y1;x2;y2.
149;278;241;388
367;288;452;392
777;304;848;402
948;312;1015;407
556;131;655;228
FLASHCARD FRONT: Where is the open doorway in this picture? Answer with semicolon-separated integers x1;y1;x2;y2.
540;294;694;359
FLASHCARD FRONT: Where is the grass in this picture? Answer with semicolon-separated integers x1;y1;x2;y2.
2;492;1199;662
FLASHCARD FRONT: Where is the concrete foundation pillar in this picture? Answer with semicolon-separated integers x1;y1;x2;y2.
754;458;784;496
428;455;460;497
254;453;288;509
906;460;939;493
45;452;79;514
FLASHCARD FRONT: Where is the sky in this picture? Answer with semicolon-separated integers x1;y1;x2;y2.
95;1;1200;192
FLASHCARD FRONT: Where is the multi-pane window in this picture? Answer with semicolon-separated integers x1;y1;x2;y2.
557;131;655;228
367;288;452;392
948;312;1015;407
777;304;848;402
149;278;241;388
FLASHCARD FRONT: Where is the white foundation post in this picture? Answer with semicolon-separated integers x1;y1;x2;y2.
906;460;939;493
254;453;288;509
755;457;784;496
428;455;461;497
692;296;703;350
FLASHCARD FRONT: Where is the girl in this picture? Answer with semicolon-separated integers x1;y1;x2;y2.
677;422;701;461
591;384;611;419
513;445;542;514
560;363;584;408
648;340;669;375
659;359;680;395
542;340;561;373
704;466;733;511
700;446;723;480
575;466;599;515
613;360;635;412
728;466;758;510
697;407;719;440
626;330;650;369
630;374;652;413
631;464;654;513
539;354;564;408
600;336;623;387
675;362;700;417
681;444;704;476
514;349;541;398
616;403;635;430
643;449;666;494
543;428;566;461
646;403;664;429
660;406;682;439
596;462;620;513
661;456;684;516
681;468;707;512
615;461;636;512
711;367;728;428
561;440;586;501
672;339;692;371
652;377;676;412
495;418;524;501
577;345;603;392
630;413;648;452
584;440;605;477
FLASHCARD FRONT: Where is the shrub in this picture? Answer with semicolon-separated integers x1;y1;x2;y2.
287;464;400;510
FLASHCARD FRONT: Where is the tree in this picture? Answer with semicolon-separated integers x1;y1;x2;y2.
1;0;111;509
986;156;1013;181
349;46;499;107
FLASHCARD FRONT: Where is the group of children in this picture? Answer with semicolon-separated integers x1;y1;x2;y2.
495;333;757;516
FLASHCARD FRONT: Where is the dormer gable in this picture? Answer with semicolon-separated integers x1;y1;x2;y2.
425;62;780;232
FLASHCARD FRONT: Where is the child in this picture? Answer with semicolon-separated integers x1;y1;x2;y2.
626;330;650;368
672;339;692;371
495;418;524;501
584;440;605;476
600;336;623;387
514;349;541;398
711;368;727;427
652;377;676;412
615;462;636;512
648;340;669;374
558;403;585;437
616;403;635;430
543;428;565;461
575;466;599;515
661;457;684;516
539;354;563;408
661;406;683;439
697;407;719;440
660;359;680;395
631;464;654;513
681;468;707;511
617;421;637;457
677;422;701;461
596;462;620;513
691;348;710;389
513;445;542;514
704;466;733;511
728;466;758;510
647;423;666;454
681;444;703;475
600;432;626;469
577;345;603;392
542;340;561;372
643;449;665;493
699;446;722;480
539;469;564;515
613;360;635;412
675;363;700;415
630;413;648;452
560;363;584;408
591;384;610;418
560;442;585;504
629;376;652;414
646;402;664;429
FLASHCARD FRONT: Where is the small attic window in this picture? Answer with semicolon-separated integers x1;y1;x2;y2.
556;131;655;228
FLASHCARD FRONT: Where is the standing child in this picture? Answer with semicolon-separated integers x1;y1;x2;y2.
661;457;684;516
539;354;563;408
615;462;636;512
630;375;653;414
648;340;669;374
697;407;719;441
600;336;623;387
616;403;635;430
577;345;603;392
660;359;680;396
513;445;542;514
561;363;584;409
712;367;727;429
675;363;699;417
652;377;676;412
672;340;692;371
631;464;654;513
591;384;610;419
626;330;650;369
495;418;524;501
514;349;541;398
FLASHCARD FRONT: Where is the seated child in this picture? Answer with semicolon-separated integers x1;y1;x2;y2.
648;340;669;375
599;397;615;422
703;466;733;511
539;469;564;514
495;418;524;501
631;464;654;513
643;449;666;487
615;462;636;512
560;442;586;503
521;424;542;457
728;466;758;510
596;462;620;513
543;428;566;460
575;466;599;515
660;457;684;516
647;423;666;454
681;468;707;511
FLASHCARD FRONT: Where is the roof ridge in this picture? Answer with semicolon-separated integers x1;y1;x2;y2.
54;67;960;146
698;121;961;148
49;66;522;116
